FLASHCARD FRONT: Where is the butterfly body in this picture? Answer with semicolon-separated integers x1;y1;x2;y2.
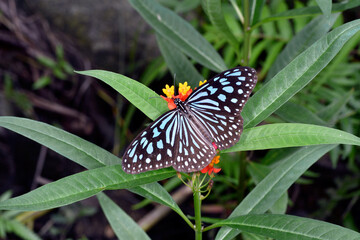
122;67;257;174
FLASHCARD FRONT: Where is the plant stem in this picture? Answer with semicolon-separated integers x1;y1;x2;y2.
194;179;202;240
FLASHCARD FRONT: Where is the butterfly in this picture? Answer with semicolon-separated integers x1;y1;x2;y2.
122;67;257;174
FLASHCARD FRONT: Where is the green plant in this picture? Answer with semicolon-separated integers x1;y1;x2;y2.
1;1;360;239
0;191;41;240
34;45;74;90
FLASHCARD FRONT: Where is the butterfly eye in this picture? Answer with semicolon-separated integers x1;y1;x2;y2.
122;67;257;174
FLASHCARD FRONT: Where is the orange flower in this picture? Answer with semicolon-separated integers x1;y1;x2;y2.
201;156;221;175
160;95;177;110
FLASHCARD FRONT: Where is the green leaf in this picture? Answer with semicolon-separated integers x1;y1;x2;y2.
32;76;52;90
224;123;360;152
97;193;150;240
317;89;353;125
316;0;332;17
253;1;360;29
275;101;328;126
216;145;337;239
251;0;265;25
36;55;57;69
76;70;168;121
3;218;41;240
266;13;339;81
0;117;119;169
156;34;204;87
0;117;181;222
247;162;288;214
0;165;176;211
202;0;238;49
242;19;360;129
128;0;226;72
213;214;360;240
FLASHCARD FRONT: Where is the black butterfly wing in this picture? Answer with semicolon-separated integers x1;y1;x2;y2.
185;66;257;150
122;109;216;174
174;112;217;172
122;110;180;174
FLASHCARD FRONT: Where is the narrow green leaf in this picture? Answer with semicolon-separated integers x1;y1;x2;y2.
276;2;292;40
3;218;41;240
216;145;336;239
247;162;288;214
213;214;360;240
0;117;181;222
317;89;353;125
0;165;176;211
275;102;328;126
316;0;332;16
253;1;360;29
156;34;204;87
251;0;265;25
243;19;360;129
225;123;360;152
266;14;339;81
0;116;119;169
97;193;150;240
76;70;168;121
202;0;238;49
129;0;227;72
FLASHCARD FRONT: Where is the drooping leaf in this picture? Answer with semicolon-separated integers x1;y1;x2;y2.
253;1;360;29
0;165;175;211
128;0;227;72
275;102;327;126
225;123;360;152
0;116;119;169
216;145;336;239
202;0;238;49
76;70;168;121
213;214;360;240
97;193;151;240
242;20;360;129
156;34;203;87
266;13;339;80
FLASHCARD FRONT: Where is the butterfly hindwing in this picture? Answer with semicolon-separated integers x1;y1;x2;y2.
174;112;216;172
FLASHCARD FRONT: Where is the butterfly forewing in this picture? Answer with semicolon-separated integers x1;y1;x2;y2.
122;110;180;174
185;67;257;150
122;66;257;174
122;109;216;173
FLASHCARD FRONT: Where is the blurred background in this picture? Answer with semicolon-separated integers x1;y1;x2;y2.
0;0;359;239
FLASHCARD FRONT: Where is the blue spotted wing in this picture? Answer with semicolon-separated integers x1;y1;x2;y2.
186;67;257;150
122;67;257;174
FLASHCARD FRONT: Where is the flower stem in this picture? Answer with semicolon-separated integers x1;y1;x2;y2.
194;177;203;240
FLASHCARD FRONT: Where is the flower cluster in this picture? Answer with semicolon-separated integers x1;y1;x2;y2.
161;80;207;110
201;155;221;175
160;80;221;175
